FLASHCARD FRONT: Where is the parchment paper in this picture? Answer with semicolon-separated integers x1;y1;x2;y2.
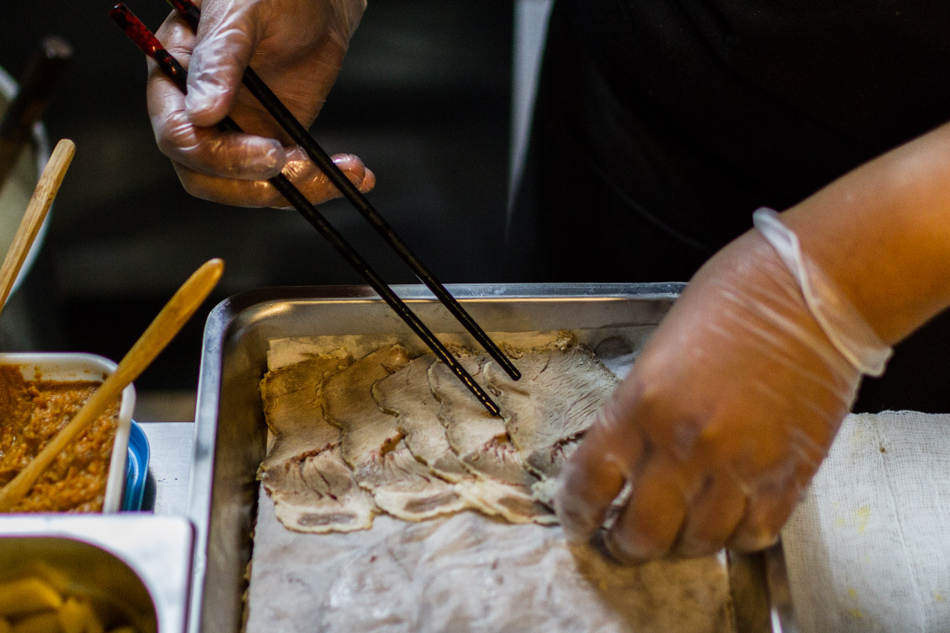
244;331;734;633
246;491;733;633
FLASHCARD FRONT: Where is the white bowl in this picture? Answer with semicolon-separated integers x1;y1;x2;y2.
0;64;53;299
0;352;136;512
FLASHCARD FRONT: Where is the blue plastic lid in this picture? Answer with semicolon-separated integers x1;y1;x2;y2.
123;421;150;511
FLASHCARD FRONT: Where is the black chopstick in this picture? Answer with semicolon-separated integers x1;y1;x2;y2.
109;3;501;417
162;0;521;383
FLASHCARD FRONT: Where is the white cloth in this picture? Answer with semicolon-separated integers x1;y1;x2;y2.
782;411;950;633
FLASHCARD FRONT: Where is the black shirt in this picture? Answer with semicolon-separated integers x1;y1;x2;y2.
513;0;950;281
510;0;950;411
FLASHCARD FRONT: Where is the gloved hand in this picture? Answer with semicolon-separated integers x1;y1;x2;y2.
147;0;374;207
555;209;891;562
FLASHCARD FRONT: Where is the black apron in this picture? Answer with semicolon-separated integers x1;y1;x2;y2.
509;0;950;412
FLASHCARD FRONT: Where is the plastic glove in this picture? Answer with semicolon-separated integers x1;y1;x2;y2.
147;0;374;207
555;209;891;562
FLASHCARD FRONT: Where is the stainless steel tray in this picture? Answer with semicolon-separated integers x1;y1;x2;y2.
188;283;797;633
0;514;194;633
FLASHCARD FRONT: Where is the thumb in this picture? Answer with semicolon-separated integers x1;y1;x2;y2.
184;3;259;126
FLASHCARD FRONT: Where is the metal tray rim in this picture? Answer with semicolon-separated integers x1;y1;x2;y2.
188;282;797;633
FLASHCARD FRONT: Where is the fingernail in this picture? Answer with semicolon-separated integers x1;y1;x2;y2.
333;155;376;193
359;167;376;192
604;530;654;565
184;80;223;124
729;528;779;552
553;475;599;544
256;141;286;176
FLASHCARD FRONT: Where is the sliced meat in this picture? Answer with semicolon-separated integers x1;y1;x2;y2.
429;355;555;524
262;445;376;533
372;354;471;483
484;344;618;479
259;355;376;533
322;344;470;521
259;355;350;469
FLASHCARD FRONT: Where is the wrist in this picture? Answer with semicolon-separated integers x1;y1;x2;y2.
779;121;950;345
753;209;892;377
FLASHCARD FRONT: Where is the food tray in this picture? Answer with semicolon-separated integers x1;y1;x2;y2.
187;283;798;633
0;352;136;513
0;514;194;633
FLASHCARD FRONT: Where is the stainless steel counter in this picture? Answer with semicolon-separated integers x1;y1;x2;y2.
139;421;194;516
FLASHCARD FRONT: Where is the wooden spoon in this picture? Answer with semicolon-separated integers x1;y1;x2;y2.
0;257;224;511
0;138;75;310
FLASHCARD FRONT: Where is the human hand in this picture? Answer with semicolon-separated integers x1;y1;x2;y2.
555;211;890;562
147;0;374;207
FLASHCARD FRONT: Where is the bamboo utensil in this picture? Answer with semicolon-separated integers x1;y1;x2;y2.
0;257;224;511
0;138;74;310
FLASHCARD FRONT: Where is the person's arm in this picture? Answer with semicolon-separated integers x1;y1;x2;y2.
783;120;950;344
146;0;374;207
554;120;950;563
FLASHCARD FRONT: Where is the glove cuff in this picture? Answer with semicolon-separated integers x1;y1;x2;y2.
753;208;893;377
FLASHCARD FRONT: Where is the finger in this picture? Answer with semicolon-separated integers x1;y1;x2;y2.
185;3;261;125
726;485;803;552
671;471;748;558
147;39;286;179
154;9;197;65
173;151;374;208
554;401;648;544
604;457;689;564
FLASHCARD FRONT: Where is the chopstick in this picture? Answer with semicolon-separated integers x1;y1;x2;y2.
0;36;72;192
109;4;502;417
163;0;521;383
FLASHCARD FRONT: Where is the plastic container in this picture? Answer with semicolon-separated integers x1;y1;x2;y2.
0;352;136;512
124;421;150;511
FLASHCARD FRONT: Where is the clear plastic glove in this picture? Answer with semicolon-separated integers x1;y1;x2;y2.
555;210;891;563
147;0;374;207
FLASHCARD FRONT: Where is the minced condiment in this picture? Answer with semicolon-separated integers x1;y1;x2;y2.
0;365;119;513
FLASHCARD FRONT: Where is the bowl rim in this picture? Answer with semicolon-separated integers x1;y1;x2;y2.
0;64;54;298
0;351;137;513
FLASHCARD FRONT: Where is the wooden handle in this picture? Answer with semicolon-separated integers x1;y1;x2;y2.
0;138;75;309
0;257;224;511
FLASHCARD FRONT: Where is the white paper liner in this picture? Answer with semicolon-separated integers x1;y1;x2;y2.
246;331;734;633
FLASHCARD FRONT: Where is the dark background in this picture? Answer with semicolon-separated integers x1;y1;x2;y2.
0;0;514;419
2;1;949;419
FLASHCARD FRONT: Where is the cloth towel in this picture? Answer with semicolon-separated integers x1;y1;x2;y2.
782;411;950;633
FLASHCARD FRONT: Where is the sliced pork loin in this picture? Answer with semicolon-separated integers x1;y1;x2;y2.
484;343;618;480
259;355;376;533
322;344;470;522
372;354;471;483
429;354;555;524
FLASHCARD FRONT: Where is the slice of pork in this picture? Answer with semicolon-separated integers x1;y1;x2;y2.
323;344;470;522
429;355;555;524
484;344;618;479
259;355;376;533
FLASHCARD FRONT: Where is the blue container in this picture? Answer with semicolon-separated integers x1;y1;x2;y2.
123;421;150;511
